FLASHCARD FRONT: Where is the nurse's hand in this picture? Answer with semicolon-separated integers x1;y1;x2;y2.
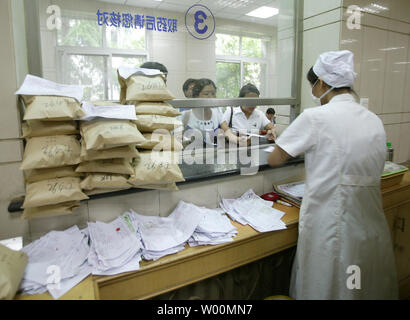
267;129;277;142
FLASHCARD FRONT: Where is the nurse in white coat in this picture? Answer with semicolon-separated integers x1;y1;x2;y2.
268;50;398;300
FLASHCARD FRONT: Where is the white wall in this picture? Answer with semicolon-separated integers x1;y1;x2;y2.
0;0;29;242
341;0;410;163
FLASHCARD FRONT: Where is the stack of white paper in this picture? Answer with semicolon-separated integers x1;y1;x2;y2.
126;201;203;261
188;206;238;247
220;190;287;233
87;213;142;276
20;226;91;299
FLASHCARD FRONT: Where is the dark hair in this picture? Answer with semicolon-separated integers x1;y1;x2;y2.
266;108;276;115
192;79;217;98
239;83;260;98
140;61;168;75
307;67;319;85
183;79;197;93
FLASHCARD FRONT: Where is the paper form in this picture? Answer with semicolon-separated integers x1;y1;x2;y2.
15;74;84;102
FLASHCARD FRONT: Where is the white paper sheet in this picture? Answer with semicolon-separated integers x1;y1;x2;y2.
87;216;141;271
15;74;84;102
80;101;137;121
118;66;163;79
128;202;203;252
20;226;91;299
264;146;275;153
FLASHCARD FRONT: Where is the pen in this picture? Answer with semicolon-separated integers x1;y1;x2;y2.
277;200;293;207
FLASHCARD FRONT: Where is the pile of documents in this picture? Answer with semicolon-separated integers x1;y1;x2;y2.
188;205;238;247
273;181;304;207
220;190;287;233
87;213;142;276
126;201;203;261
19;226;91;299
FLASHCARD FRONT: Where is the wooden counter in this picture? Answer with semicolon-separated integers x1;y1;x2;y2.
15;171;410;300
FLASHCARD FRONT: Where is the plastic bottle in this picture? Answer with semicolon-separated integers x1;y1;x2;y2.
386;142;394;162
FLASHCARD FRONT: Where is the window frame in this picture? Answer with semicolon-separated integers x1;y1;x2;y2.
56;13;149;100
215;33;269;97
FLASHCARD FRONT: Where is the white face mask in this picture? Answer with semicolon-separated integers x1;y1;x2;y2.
311;79;335;106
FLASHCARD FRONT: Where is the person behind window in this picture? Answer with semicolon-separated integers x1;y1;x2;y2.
140;61;168;81
220;83;277;145
183;79;197;98
266;108;276;125
180;79;197;112
179;79;223;145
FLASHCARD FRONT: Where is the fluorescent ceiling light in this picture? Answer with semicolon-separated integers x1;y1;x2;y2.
246;6;279;19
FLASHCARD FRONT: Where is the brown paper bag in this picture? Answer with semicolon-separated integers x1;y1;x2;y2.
20;135;81;170
22;177;89;209
22;95;85;121
134;102;181;117
0;244;28;300
22;120;78;138
80;143;140;161
128;151;185;186
76;158;135;175
81;120;146;151
134;115;183;133
80;174;131;191
119;73;175;103
139;132;183;151
22;201;81;220
24;166;82;183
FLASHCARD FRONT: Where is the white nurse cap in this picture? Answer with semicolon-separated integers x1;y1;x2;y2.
313;50;357;88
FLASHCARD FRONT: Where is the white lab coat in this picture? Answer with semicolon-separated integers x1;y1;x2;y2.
276;94;398;300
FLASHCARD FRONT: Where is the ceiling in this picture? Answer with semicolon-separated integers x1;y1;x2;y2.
96;0;282;26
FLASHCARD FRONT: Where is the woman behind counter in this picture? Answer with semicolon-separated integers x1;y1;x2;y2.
179;79;223;144
220;84;277;145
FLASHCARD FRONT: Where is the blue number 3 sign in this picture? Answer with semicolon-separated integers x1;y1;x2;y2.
185;4;215;40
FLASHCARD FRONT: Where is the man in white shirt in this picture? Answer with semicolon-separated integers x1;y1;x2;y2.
220;84;276;145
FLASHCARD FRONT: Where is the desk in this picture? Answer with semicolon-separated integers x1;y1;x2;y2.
16;172;410;300
15;204;299;300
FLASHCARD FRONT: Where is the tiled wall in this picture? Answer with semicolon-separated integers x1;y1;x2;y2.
341;0;410;163
301;0;410;163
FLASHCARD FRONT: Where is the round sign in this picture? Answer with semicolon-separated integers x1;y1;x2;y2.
185;4;216;40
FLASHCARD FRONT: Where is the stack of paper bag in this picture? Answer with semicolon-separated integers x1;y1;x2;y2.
117;67;184;191
16;75;88;219
77;101;145;195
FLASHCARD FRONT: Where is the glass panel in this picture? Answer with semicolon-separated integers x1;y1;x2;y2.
110;56;146;100
216;34;240;56
57;16;102;47
242;37;264;58
106;26;146;50
243;62;263;92
216;62;241;98
64;54;105;100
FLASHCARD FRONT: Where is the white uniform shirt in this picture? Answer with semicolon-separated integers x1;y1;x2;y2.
222;108;270;133
276;93;398;300
184;109;223;132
